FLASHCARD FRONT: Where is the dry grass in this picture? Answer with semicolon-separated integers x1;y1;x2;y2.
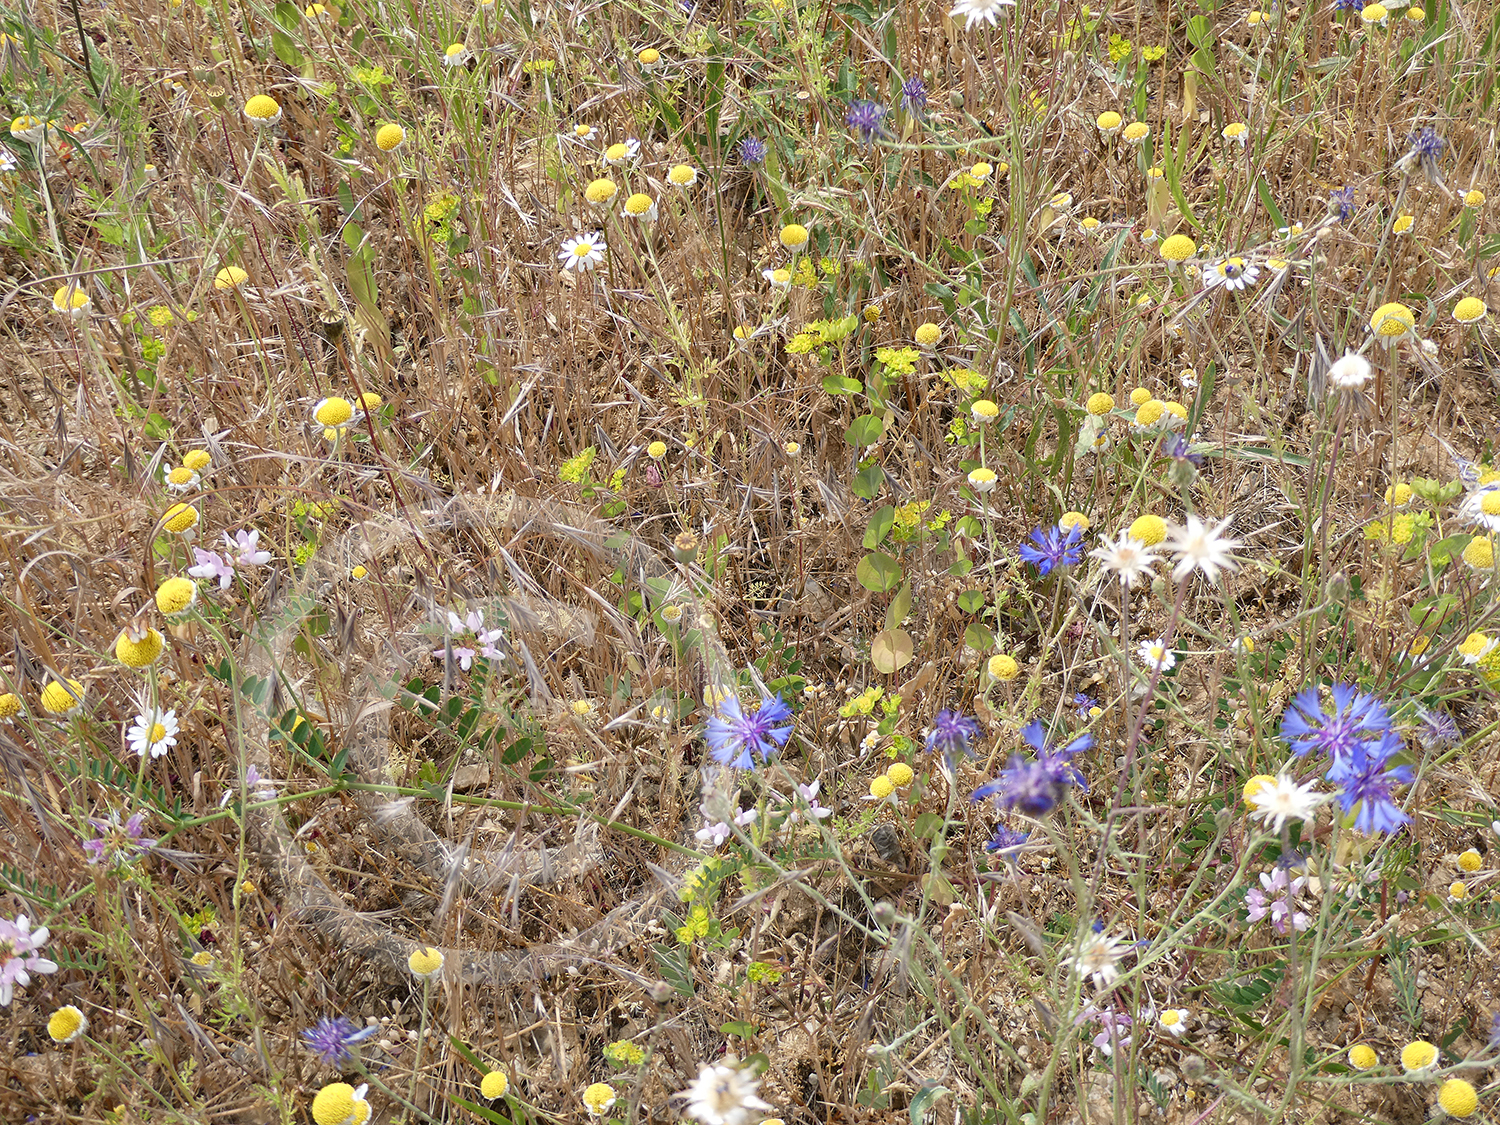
1;0;1500;1121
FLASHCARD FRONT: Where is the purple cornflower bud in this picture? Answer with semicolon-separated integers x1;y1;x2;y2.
1331;185;1356;223
926;709;981;763
901;76;928;113
303;1016;378;1067
737;136;767;164
846;100;888;146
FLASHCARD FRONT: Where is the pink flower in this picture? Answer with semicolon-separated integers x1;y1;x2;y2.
0;914;59;1006
432;609;503;671
226;529;272;569
188;548;235;590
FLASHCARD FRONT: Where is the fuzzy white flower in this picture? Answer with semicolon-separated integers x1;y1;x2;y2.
1248;772;1325;832
1326;351;1372;390
1204;256;1260;291
948;0;1016;29
1164;514;1241;583
559;233;605;272
127;708;179;759
1157;1008;1190;1037
678;1060;772;1125
1090;531;1159;588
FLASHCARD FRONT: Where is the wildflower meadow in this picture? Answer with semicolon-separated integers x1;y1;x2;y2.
3;0;1500;1119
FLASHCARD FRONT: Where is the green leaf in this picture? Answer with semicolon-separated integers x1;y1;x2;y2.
851;465;885;500
271;29;304;67
1255;178;1286;231
273;1;302;29
856;552;902;593
912;812;944;838
823;373;862;396
886;582;912;630
500;736;532;766
964;622;995;651
864;505;895;550
845;414;886;448
720;1020;759;1038
956;589;985;614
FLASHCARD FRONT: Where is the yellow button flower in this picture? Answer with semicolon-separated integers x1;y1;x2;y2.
1399;1039;1437;1073
988;654;1019;681
1457;848;1482;872
408;945;444;980
41;678;86;716
214;266;249;290
868;774;895;799
1096;111;1122;135
376;123;405;151
1346;1043;1377;1070
48;1005;88;1043
243;94;282;128
886;762;915;787
115;625;166;668
1454;296;1487;324
182;450;212;471
582;1082;617;1116
481;1070;509;1099
0;692;20;723
1370;301;1415;340
156;576;198;616
914;322;942;347
1128;514;1167;545
1086;392;1115;415
1129;387;1152;406
1159;234;1196;263
779;223;809;250
1438;1078;1478;1118
162;503;199;534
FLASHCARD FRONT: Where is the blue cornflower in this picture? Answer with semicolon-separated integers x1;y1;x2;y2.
1408;127;1445;161
1279;683;1391;781
1331;185;1356;223
971;720;1091;816
901;76;928;113
1018;523;1084;577
1334;739;1412;834
984;824;1029;854
1332;0;1359;11
927;709;981;763
303;1016;378;1067
705;692;793;769
846;100;888;146
737;136;767;164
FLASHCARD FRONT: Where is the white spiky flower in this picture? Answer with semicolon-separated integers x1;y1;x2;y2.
948;0;1016;30
1063;931;1130;989
1164;515;1241;583
679;1060;772;1125
1248;772;1325;832
1090;531;1160;588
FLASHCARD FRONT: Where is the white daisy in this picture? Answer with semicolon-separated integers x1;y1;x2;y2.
678;1060;772;1125
1063;931;1129;989
1204;256;1260;291
162;464;200;494
127;708;179;759
948;0;1016;29
1090;531;1159;588
1137;638;1176;673
603;138;641;166
1157;1008;1190;1037
1164;514;1241;583
1248;772;1325;832
559;233;605;272
1458;485;1500;532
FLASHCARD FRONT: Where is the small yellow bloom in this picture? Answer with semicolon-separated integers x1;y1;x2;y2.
52;285;91;318
162;503;199;535
1123;122;1150;143
779;223;809;251
115;626;166;668
886;762;915;787
408;946;444;980
481;1070;509;1100
582;1082;617;1116
1222;122;1248;145
1448;880;1468;901
1438;1078;1478;1118
647;440;667;460
214;266;249;291
1128;514;1167;545
967;467;997;493
182;450;211;471
1457;848;1483;872
311;1082;371;1125
1392;213;1414;235
637;47;661;68
48;1005;88;1043
1399;1040;1437;1073
1462;535;1495;569
1086;392;1114;415
623;192;657;220
1453;296;1487;324
1096;111;1122;135
357;391;382;410
1059;511;1090;532
914;322;942;347
868;774;895;799
1384;482;1413;506
1346;1043;1377;1070
156;576;198;616
1159;234;1196;263
314;397;354;427
1404;4;1424;19
243;95;282;127
1464;189;1486;208
1134;400;1165;427
1360;2;1388;25
667;163;697;187
971;399;999;424
969;162;992;181
351;565;368;579
41;678;86;716
988;654;1019;681
376;123;405;151
1370;301;1415;340
585;178;618;206
0;693;20;722
1129;387;1152;406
